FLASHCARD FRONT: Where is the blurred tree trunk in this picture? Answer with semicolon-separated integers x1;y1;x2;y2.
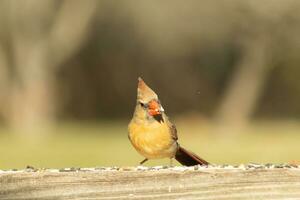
215;33;271;132
9;38;55;133
0;46;10;122
0;0;98;135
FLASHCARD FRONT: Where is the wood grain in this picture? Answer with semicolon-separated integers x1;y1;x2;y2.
0;165;300;200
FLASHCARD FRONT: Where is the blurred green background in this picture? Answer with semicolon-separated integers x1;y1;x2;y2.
0;0;300;169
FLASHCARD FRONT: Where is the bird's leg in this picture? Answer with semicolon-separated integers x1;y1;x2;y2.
140;158;148;165
169;158;173;167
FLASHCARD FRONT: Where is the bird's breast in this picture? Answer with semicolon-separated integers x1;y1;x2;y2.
128;120;177;159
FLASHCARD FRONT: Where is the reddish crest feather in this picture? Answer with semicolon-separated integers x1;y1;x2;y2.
137;77;158;103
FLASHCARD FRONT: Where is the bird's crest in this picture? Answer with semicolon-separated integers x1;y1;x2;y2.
137;77;158;103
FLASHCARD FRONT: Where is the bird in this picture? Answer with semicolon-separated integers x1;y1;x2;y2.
128;77;209;166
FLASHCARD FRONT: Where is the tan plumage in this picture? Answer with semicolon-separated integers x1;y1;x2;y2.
128;117;177;159
128;77;209;166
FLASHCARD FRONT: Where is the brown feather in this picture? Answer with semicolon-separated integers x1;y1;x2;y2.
175;146;209;166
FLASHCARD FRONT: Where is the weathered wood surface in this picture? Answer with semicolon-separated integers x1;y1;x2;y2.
1;164;300;200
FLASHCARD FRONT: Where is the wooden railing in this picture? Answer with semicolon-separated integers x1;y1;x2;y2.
1;164;300;199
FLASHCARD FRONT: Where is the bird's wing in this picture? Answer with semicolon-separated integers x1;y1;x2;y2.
163;113;178;141
170;123;178;141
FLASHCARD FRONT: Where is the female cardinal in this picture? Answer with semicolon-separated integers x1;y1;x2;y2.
128;77;209;166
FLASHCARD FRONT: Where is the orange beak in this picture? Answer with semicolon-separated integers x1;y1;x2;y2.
147;100;164;116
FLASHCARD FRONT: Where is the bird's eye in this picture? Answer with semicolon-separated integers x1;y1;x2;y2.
139;102;148;108
140;102;145;107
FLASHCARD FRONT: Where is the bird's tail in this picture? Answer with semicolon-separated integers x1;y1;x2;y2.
175;146;209;166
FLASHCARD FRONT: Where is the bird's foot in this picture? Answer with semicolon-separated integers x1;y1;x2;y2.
139;158;148;165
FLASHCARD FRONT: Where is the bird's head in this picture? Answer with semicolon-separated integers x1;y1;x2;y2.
136;77;165;122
